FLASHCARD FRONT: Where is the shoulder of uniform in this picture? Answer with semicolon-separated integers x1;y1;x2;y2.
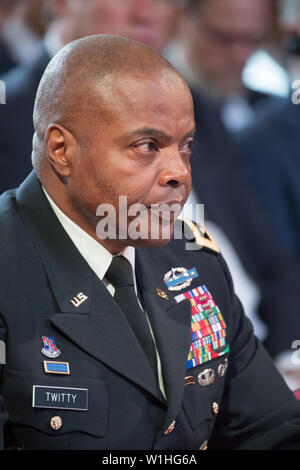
176;217;220;254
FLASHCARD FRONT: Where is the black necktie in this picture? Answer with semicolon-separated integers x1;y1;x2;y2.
106;255;158;378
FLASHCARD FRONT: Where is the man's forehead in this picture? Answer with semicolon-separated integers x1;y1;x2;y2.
84;75;194;143
94;72;191;110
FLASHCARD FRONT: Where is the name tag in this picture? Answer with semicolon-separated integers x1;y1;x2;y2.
32;385;88;411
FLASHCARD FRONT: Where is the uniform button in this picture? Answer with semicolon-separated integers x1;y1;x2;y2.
212;402;219;415
50;416;63;430
164;420;176;435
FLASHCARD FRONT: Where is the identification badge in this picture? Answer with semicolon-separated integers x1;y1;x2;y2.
32;385;88;411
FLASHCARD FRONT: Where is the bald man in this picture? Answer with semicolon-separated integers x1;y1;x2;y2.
1;35;300;451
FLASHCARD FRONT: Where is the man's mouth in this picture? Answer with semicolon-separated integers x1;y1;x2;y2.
144;202;183;224
145;200;184;210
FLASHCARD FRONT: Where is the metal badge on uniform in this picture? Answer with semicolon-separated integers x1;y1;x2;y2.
41;336;62;359
32;385;88;411
217;358;229;378
44;361;70;375
70;292;88;308
163;267;198;291
174;285;230;370
184;375;196;386
198;368;215;386
156;288;169;300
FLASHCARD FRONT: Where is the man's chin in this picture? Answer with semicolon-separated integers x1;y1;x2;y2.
95;212;178;250
126;220;176;248
131;235;173;249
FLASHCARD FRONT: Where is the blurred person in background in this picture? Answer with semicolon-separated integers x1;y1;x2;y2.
182;80;300;373
167;0;300;375
1;0;300;386
0;0;184;192
167;0;282;133
0;0;17;74
0;0;47;69
238;0;300;272
237;1;300;388
50;0;180;52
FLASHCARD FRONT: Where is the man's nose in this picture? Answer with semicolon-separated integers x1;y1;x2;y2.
158;150;191;188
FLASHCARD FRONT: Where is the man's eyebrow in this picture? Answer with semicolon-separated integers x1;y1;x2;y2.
186;128;196;139
128;128;171;140
128;127;196;140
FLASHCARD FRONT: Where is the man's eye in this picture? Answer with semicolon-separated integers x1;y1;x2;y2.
132;141;158;152
180;140;194;154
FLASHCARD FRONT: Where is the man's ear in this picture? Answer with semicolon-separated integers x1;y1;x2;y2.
45;123;76;177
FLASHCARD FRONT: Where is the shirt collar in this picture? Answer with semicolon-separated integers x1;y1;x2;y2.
42;188;136;283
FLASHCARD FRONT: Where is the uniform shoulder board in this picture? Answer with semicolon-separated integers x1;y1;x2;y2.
177;217;220;254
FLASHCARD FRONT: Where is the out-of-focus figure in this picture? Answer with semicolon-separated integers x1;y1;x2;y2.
0;0;183;192
48;0;181;53
167;0;300;367
168;0;282;132
237;0;300;270
0;0;17;74
237;0;300;388
0;0;47;68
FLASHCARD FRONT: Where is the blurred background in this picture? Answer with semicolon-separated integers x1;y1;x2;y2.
0;0;300;389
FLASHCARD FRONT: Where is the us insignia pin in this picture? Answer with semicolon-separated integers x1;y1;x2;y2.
156;288;169;300
41;336;62;359
44;361;70;375
164;267;198;291
70;292;88;308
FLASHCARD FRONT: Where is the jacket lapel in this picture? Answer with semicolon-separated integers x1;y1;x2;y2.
16;172;164;402
136;248;192;429
50;278;164;402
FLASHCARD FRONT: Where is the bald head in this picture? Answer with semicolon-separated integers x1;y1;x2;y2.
31;34;194;252
32;34;184;168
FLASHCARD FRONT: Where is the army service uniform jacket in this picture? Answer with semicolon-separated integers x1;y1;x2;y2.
1;172;300;450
